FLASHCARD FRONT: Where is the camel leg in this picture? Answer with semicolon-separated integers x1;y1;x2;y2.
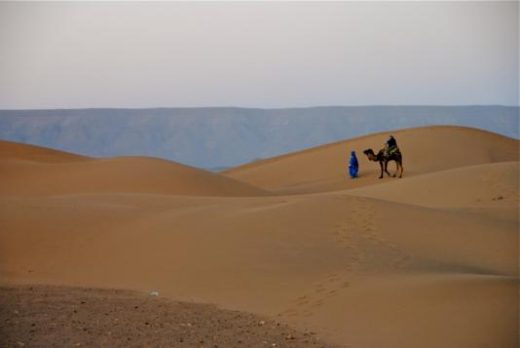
384;161;392;177
379;162;384;179
399;161;404;178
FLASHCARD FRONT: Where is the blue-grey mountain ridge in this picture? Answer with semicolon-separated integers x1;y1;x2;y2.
0;106;517;169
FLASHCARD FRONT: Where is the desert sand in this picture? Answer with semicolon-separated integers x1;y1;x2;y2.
0;125;518;348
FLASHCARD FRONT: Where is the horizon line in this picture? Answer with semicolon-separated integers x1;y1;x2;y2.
0;104;518;112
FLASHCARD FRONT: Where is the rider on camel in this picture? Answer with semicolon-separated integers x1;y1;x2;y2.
384;135;398;157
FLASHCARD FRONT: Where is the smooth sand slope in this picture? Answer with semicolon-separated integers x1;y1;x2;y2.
224;126;518;194
0;126;518;348
349;161;519;208
0;140;267;197
0;140;87;163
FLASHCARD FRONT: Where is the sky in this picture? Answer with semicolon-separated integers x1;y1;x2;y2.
0;1;518;109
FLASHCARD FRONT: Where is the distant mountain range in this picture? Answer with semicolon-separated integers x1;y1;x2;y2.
0;106;517;169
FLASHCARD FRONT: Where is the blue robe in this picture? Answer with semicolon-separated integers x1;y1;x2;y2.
349;152;359;178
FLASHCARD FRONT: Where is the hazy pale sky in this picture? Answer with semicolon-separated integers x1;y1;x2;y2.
0;1;518;109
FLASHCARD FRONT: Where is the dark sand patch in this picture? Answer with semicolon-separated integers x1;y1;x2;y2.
0;285;340;348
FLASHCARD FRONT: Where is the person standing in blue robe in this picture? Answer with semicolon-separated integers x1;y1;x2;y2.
349;151;359;178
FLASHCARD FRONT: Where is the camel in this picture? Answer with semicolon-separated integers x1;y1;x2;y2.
363;147;404;179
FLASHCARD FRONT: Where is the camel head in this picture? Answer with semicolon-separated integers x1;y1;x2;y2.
363;149;378;161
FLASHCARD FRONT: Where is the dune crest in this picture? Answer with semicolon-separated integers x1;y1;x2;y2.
224;126;518;194
0;140;88;163
0;140;268;197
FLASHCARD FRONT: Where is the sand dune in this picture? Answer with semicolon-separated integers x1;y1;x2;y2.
0;141;267;197
0;127;518;348
0;139;87;163
224;126;518;194
348;161;519;209
1;192;516;347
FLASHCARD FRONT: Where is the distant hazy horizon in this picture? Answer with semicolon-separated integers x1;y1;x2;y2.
1;106;517;169
1;1;518;109
0;103;518;111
